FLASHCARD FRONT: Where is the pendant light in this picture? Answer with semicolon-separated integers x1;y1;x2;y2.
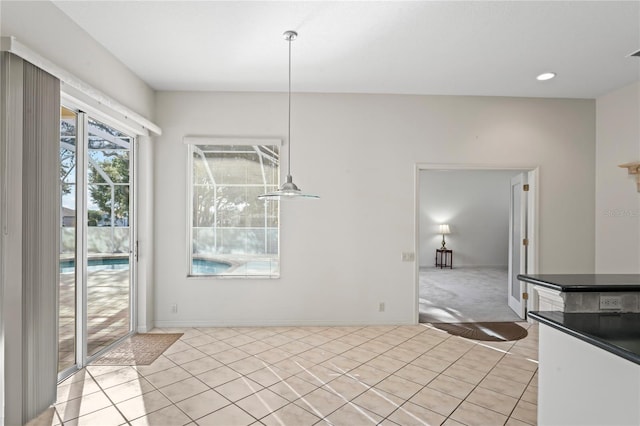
258;30;319;200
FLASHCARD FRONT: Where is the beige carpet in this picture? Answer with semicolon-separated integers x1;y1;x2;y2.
419;266;522;323
431;322;528;342
91;333;183;365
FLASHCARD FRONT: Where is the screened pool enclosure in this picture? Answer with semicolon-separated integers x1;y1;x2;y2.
189;142;280;277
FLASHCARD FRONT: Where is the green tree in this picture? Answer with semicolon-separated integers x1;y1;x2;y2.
60;119;77;195
88;153;130;224
87;210;102;226
60;148;75;195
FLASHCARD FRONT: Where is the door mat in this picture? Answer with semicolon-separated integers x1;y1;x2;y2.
91;333;183;365
431;322;528;342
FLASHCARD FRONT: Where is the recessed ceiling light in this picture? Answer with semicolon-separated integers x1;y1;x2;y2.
536;72;556;81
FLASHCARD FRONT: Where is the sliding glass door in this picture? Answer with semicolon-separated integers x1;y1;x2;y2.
58;107;135;379
86;117;133;356
59;107;78;373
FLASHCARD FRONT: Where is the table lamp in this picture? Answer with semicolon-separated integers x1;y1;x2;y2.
439;224;450;249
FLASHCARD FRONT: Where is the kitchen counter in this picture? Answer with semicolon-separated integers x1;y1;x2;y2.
524;275;640;424
531;310;640;425
529;311;640;365
517;273;640;292
518;274;640;314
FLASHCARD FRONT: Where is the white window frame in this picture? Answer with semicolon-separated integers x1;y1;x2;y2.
185;136;282;279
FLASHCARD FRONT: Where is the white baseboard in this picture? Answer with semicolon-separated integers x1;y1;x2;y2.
420;264;508;269
153;318;416;329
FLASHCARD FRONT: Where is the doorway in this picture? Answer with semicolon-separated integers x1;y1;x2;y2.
58;106;136;380
415;165;538;324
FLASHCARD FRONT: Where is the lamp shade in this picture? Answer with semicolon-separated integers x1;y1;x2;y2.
439;224;450;234
258;175;320;200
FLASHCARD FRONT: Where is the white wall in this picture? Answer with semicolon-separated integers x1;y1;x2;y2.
1;1;159;334
154;92;595;327
1;0;158;365
0;0;155;120
595;82;640;273
419;170;522;268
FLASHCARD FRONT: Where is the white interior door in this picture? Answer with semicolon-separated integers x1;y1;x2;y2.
508;173;528;318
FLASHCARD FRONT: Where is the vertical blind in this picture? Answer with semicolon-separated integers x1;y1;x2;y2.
0;53;60;424
21;59;60;422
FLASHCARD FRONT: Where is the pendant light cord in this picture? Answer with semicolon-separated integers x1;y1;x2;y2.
257;31;318;199
287;34;292;178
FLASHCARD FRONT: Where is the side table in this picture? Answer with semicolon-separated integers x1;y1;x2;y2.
435;249;453;269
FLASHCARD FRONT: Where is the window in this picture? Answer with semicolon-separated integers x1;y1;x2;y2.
188;140;280;277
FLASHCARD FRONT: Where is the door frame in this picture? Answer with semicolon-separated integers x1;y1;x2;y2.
413;163;539;324
58;100;138;382
508;172;527;318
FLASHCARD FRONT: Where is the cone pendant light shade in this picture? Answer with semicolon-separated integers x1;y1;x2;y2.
258;31;319;200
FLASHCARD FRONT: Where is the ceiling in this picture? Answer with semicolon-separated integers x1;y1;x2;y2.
52;1;640;99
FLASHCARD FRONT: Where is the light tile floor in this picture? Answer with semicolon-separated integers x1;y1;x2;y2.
31;322;538;426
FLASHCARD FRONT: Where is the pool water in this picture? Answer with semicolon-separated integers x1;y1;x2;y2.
192;259;232;274
60;257;129;273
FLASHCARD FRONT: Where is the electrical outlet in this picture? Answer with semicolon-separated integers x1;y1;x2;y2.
600;295;622;310
401;252;415;262
171;304;178;314
379;302;385;312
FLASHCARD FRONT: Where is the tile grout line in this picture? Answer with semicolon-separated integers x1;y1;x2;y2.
504;363;539;425
167;326;353;424
83;367;133;425
235;324;419;423
375;331;471;422
192;327;420;422
435;334;535;425
89;333;211;424
300;325;472;424
269;324;474;423
52;324;537;426
154;335;249;425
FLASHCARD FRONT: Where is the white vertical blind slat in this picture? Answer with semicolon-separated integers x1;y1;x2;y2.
21;60;60;422
0;51;26;426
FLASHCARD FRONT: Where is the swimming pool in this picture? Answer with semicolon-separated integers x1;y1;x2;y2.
59;257;129;273
192;258;232;274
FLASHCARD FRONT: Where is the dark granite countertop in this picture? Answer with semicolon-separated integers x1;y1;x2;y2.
517;274;640;292
529;311;640;365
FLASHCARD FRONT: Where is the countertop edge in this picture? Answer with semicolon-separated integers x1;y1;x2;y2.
517;275;640;292
529;311;640;366
517;276;562;291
